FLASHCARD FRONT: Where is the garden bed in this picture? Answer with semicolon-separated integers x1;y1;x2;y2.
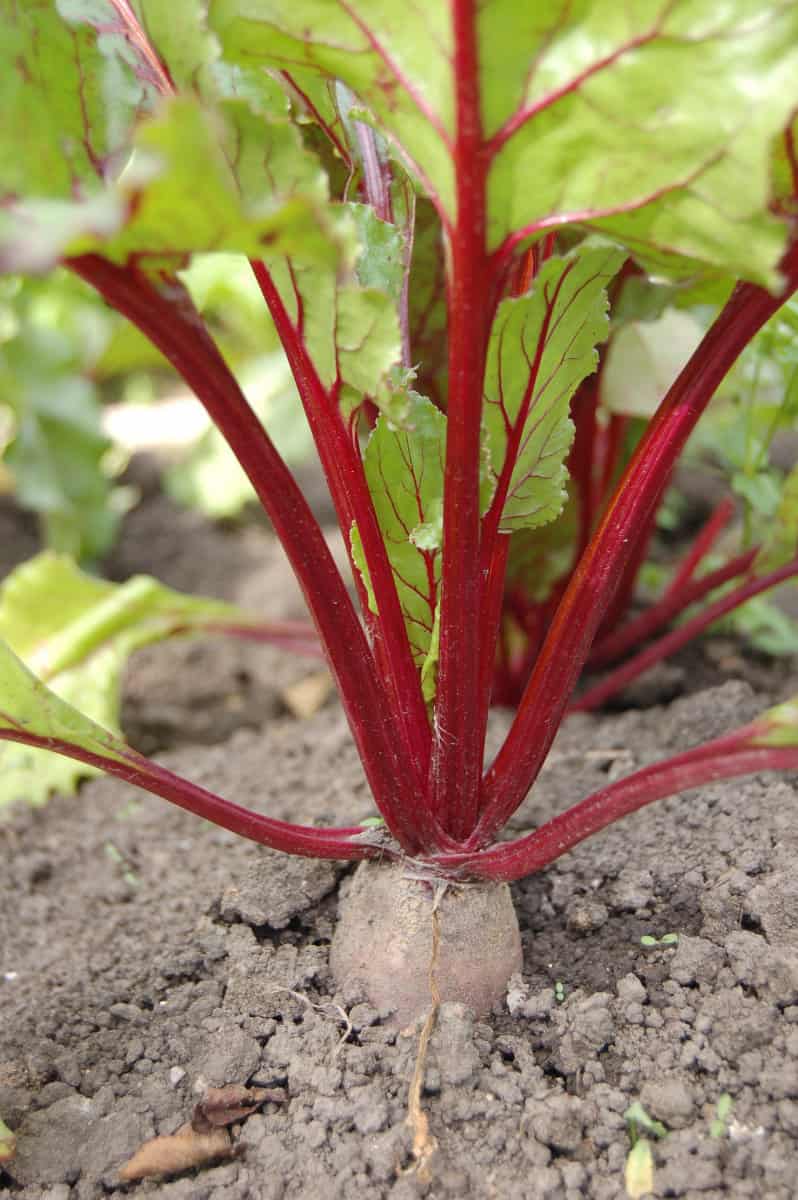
1;487;797;1200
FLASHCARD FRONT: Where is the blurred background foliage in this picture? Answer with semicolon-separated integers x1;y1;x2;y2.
0;254;313;562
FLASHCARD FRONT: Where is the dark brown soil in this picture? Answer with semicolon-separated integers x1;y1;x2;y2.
2;480;798;1199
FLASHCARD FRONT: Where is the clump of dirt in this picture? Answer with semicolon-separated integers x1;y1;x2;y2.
2;679;798;1199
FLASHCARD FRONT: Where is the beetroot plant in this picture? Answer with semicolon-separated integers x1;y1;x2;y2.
3;2;798;1023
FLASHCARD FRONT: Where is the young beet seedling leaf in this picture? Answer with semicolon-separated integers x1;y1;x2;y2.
0;1116;15;1165
0;553;265;806
710;1093;734;1139
624;1098;666;1195
624;1138;654;1200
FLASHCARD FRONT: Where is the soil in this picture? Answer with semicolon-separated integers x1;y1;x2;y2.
2;476;798;1199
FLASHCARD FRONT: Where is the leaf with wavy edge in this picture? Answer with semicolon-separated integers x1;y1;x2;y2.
351;394;446;683
483;245;623;534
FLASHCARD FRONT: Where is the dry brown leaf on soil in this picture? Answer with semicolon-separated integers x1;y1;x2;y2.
192;1084;280;1131
118;1122;233;1182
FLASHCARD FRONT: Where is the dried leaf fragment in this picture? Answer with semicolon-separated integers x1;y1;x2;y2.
118;1122;232;1182
192;1084;279;1132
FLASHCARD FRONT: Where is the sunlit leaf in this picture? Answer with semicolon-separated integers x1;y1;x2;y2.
0;553;254;805
213;2;798;281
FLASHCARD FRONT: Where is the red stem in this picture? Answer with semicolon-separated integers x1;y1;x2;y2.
249;260;438;835
428;733;798;881
67;254;424;855
569;376;600;557
431;0;489;839
596;492;661;639
664;495;736;601
596;413;629;513
588;547;757;668
204;620;322;657
353;121;393;223
476;253;798;846
477;532;510;739
575;555;798;712
0;728;386;862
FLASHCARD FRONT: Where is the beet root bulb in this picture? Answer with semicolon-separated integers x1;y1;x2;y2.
330;860;522;1028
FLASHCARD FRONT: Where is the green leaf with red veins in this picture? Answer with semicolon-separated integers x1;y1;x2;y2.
211;2;798;284
209;0;456;219
0;0;147;196
0;552;259;805
351;394;445;688
483;1;798;284
126;0;220;93
1;93;346;273
264;205;403;416
0;6;347;274
483;245;623;535
351;392;493;699
406;199;449;407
